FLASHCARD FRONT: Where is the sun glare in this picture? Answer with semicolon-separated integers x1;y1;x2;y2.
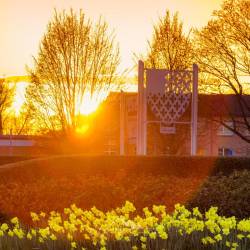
11;81;28;114
78;90;108;115
10;81;109;116
75;123;89;134
79;97;100;115
9;77;136;121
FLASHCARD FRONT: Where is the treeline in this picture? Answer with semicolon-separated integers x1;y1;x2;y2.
0;0;249;142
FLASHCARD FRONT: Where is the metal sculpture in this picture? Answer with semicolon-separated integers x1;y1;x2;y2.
137;61;198;155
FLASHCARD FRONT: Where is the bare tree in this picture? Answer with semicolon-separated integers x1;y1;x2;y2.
137;10;194;155
143;10;194;70
5;103;36;135
0;78;15;134
195;0;250;142
27;9;120;135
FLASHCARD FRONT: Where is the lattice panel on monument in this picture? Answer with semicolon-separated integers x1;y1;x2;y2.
147;71;192;124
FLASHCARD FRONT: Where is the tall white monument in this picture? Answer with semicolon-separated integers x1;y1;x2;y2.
136;60;198;156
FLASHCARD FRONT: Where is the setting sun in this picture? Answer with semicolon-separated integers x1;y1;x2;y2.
78;91;107;115
11;81;28;114
75;123;89;134
7;82;102;116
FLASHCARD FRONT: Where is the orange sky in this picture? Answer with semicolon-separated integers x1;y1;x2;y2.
0;0;224;77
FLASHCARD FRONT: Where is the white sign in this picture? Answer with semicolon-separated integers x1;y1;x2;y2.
0;139;34;147
160;125;176;134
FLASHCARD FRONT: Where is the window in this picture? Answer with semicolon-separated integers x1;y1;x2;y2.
246;147;250;156
104;136;117;155
217;122;234;136
245;128;250;137
198;148;207;156
218;147;234;156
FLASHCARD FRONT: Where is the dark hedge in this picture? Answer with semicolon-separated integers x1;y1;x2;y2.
0;155;250;179
0;156;33;166
188;169;250;219
0;155;250;220
212;157;250;175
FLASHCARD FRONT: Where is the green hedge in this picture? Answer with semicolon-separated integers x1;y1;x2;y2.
0;155;250;179
1;155;250;220
0;156;33;166
212;157;250;175
188;169;250;219
0;156;215;183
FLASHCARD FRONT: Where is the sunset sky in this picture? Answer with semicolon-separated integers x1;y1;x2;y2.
0;0;224;77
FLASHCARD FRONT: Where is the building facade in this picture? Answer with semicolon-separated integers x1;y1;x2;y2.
1;93;249;157
100;93;250;156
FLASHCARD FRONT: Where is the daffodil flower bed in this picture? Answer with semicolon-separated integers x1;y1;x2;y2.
0;202;249;250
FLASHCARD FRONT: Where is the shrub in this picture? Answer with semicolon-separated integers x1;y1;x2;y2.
0;156;33;166
1;155;250;223
188;170;250;219
0;173;205;223
1;155;250;178
0;212;8;223
212;157;250;176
